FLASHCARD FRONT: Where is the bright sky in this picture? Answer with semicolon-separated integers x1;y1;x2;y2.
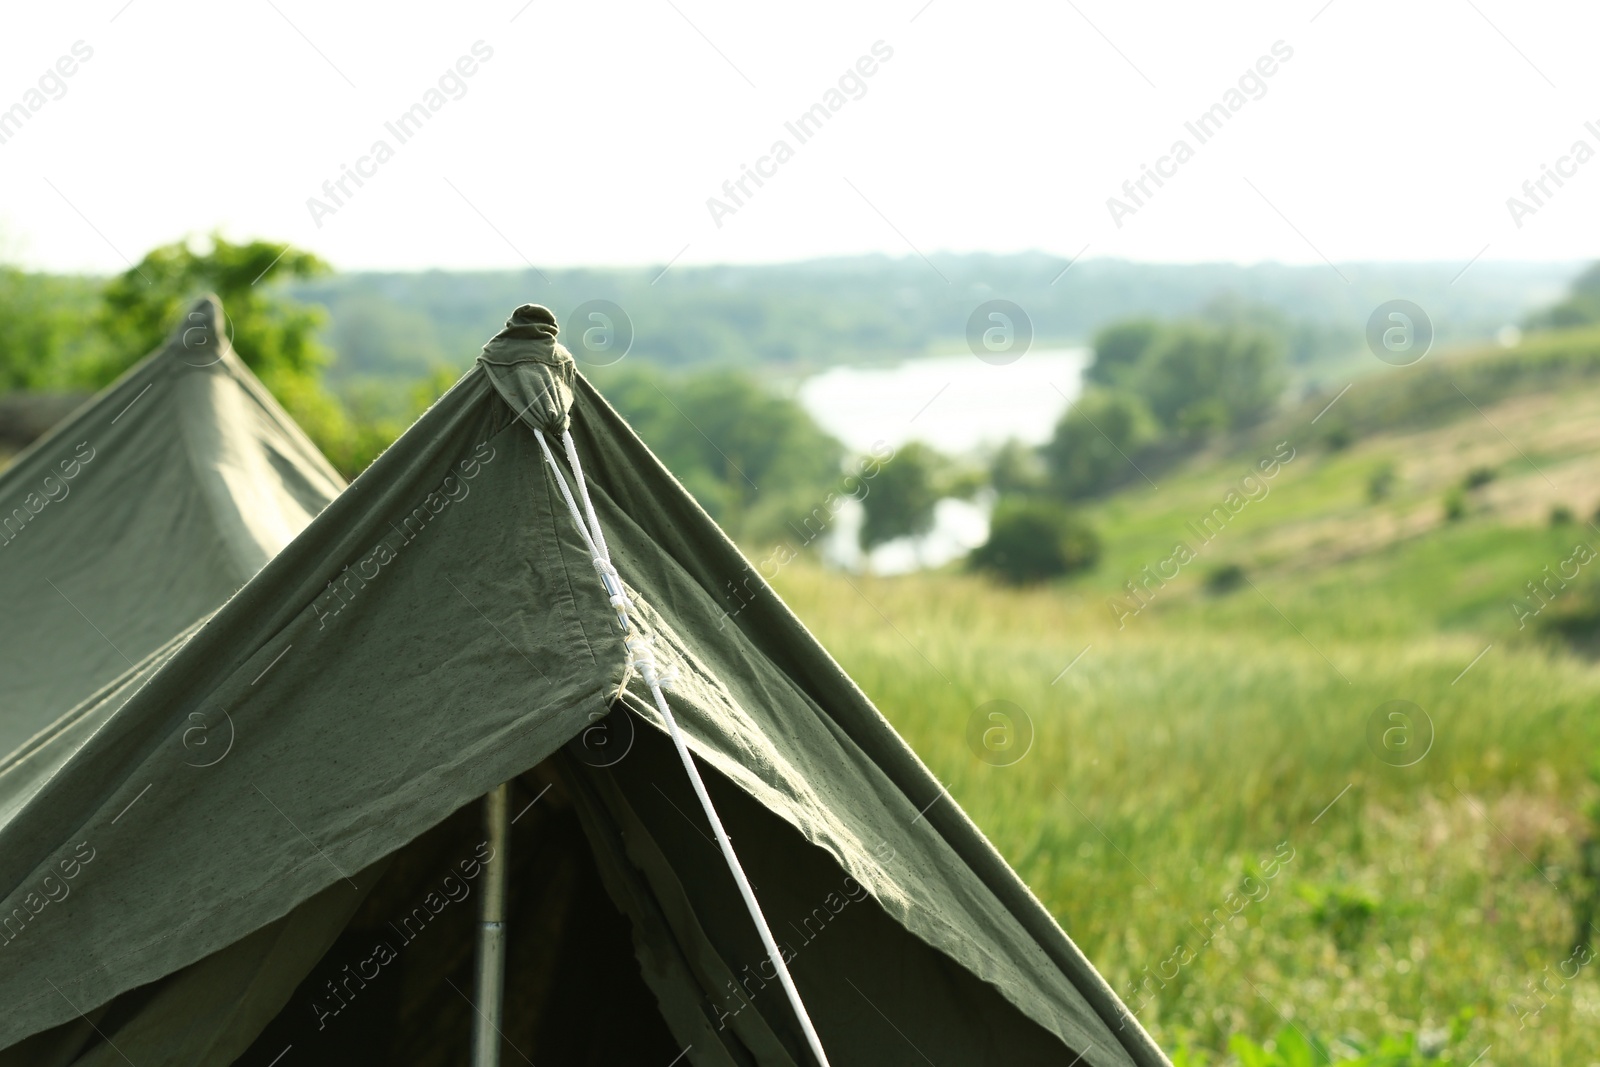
1;0;1596;274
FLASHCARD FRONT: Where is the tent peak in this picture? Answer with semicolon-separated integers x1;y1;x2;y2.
163;293;231;366
477;303;576;435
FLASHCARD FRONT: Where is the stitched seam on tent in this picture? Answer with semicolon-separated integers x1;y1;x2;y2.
479;353;571;368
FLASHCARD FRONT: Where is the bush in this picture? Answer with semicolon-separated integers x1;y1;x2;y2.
1320;422;1353;451
1551;504;1576;526
969;498;1099;584
1299;882;1379;952
1443;487;1467;522
1205;563;1247;595
1462;465;1496;490
1367;462;1397;502
1533;581;1600;657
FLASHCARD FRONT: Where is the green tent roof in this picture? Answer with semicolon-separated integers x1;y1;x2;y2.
0;295;344;760
0;305;1168;1067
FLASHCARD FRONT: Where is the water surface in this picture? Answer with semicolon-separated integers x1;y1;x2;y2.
797;348;1088;455
795;348;1087;572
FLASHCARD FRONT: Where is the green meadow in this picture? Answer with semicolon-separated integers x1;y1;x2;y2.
771;350;1600;1065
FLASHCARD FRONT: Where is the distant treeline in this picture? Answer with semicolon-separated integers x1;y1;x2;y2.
286;255;1575;382
0;243;1588;557
3;253;1576;390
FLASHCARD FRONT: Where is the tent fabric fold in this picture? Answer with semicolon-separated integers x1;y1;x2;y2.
0;304;1168;1067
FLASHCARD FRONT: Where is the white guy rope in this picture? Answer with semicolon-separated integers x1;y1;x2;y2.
533;426;832;1067
562;429;613;562
533;429;630;633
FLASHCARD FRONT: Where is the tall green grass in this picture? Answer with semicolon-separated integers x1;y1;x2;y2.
770;385;1600;1064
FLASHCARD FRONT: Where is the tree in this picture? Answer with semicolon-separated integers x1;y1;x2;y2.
1039;390;1154;501
1136;321;1285;434
91;235;382;474
859;440;947;551
1078;315;1289;445
94;234;332;386
599;367;842;535
969;498;1099;584
1086;318;1162;387
988;438;1046;496
0;269;102;390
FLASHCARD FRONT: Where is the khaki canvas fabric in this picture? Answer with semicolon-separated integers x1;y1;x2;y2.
0;295;344;760
0;305;1168;1066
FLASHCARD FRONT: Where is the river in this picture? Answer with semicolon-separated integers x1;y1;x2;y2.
794;348;1087;573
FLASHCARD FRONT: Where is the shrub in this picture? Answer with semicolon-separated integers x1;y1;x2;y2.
1205;563;1247;596
1533;580;1600;657
1299;882;1379;952
1462;465;1496;490
1443;487;1467;522
970;498;1100;584
1551;504;1576;526
1367;462;1397;502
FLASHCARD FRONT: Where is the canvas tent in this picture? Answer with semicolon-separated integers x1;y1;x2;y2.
0;295;345;761
0;304;1170;1066
0;294;344;874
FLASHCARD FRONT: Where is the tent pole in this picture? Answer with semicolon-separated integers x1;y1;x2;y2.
471;782;510;1067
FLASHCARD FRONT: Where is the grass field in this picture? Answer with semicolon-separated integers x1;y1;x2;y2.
769;370;1600;1064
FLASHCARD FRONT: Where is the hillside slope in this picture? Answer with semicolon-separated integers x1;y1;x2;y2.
771;360;1600;1063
